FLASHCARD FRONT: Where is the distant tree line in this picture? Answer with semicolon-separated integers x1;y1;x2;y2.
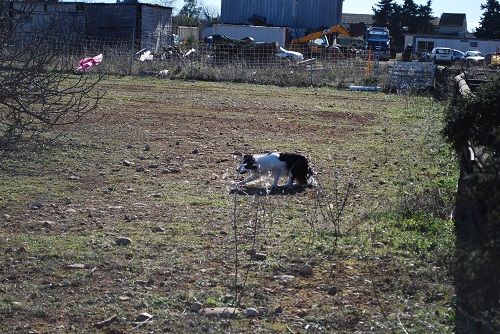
372;0;500;49
372;0;435;50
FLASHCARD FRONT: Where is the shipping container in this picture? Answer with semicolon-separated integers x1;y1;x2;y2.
202;24;290;46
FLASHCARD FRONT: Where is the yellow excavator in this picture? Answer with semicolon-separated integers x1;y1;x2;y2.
290;25;352;56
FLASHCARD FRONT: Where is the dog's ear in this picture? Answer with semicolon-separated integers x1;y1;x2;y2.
253;163;260;170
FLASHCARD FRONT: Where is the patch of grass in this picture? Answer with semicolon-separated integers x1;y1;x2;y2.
0;77;460;333
3;234;93;260
381;215;454;256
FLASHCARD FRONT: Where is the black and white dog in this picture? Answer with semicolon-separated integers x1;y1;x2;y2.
235;152;317;190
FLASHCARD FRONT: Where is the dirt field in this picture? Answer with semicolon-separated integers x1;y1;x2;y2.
1;77;456;333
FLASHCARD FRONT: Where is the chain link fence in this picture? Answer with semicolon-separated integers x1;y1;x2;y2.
10;32;440;89
133;42;394;88
11;33;387;87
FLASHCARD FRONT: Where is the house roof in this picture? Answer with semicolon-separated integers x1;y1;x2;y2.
439;13;466;27
341;13;373;26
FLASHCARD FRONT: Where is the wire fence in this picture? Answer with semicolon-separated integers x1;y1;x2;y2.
7;33;438;89
94;39;392;88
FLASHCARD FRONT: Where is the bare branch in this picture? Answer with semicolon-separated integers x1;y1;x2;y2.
0;7;104;150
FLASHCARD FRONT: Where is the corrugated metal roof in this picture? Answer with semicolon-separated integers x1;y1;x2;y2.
221;0;342;30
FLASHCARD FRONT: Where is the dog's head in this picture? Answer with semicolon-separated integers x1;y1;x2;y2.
237;154;259;174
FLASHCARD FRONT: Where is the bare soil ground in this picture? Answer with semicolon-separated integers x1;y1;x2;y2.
1;77;456;333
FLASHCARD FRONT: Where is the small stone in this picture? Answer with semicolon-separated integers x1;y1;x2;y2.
191;148;199;154
68;175;79;180
298;265;313;277
244;308;259;317
152;193;162;198
148;163;159;169
175;140;180;145
118;296;130;301
297;309;308;317
115;237;132;246
152;226;165;233
273;275;295;282
327;286;339;296
65;208;77;214
251;253;267;261
274;306;283;314
124;215;138;222
190;302;203;312
31;202;43;210
135;312;153;322
144;144;151;151
126;188;134;193
123;160;134;167
3;213;11;220
6;246;27;253
136;166;145;172
199;307;240;318
42;220;56;228
127;144;133;149
165;167;181;174
67;263;85;269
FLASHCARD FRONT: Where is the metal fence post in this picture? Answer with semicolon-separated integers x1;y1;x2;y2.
128;30;135;76
310;60;314;86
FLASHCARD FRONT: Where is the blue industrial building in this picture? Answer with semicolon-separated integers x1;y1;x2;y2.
220;0;343;31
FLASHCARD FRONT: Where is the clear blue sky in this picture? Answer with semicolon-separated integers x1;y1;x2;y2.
171;0;485;32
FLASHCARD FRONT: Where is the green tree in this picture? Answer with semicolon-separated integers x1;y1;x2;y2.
175;0;201;26
372;0;396;27
475;0;500;39
401;0;419;32
401;0;434;34
373;0;404;49
416;0;435;34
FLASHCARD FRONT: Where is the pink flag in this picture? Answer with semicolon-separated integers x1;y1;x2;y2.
76;54;103;72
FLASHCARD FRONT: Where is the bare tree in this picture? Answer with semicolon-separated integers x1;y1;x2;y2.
0;2;104;150
199;1;220;25
156;0;176;8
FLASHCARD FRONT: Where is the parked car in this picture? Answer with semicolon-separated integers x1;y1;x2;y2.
465;51;485;65
429;47;453;64
451;49;465;62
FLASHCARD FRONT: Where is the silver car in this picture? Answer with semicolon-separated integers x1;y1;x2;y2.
465;51;485;65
